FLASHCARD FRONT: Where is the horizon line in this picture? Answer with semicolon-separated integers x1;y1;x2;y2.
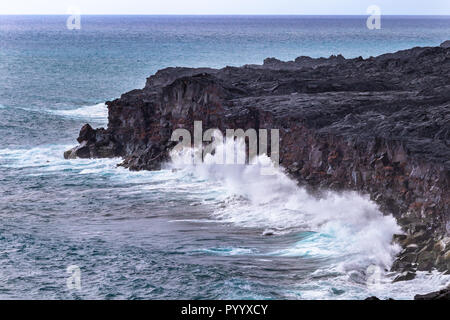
1;13;450;16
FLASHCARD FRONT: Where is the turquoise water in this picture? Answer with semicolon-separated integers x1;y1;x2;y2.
0;15;449;300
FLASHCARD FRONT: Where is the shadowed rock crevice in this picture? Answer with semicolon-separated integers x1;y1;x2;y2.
65;42;450;276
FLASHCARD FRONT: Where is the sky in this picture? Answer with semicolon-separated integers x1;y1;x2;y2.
0;0;449;15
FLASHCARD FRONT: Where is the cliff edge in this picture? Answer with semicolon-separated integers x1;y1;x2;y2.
65;42;450;276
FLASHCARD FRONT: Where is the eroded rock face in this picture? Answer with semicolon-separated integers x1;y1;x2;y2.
65;43;450;274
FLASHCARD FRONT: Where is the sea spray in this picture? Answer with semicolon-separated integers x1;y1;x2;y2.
169;138;402;273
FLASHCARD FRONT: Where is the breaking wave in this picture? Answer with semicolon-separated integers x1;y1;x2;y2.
49;103;108;125
169;138;402;271
167;139;450;298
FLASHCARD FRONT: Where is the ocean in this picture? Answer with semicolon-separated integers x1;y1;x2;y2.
0;15;449;300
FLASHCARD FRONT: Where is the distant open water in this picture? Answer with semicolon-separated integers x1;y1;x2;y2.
0;15;449;299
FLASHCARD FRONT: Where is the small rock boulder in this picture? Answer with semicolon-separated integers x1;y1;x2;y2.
64;141;90;159
77;124;96;144
393;271;416;283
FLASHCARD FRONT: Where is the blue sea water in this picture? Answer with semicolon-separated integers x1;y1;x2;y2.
0;15;449;300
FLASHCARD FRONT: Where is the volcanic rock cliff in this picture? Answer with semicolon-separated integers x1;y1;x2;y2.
65;43;450;276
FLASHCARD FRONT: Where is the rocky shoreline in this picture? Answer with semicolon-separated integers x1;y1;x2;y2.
366;285;450;300
65;42;450;295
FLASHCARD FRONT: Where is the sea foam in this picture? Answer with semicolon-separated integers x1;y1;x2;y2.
169;138;402;271
49;103;108;125
168;139;450;299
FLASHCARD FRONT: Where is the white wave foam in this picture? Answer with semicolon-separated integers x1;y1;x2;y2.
169;139;450;299
49;103;108;124
169;138;401;271
294;269;450;300
198;247;255;256
0;144;221;204
0;145;120;173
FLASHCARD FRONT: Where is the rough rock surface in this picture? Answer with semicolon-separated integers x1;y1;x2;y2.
415;285;450;300
65;42;450;276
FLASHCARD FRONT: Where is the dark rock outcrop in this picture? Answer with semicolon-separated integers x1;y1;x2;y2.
65;42;450;276
415;285;450;300
64;124;120;160
393;271;416;283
